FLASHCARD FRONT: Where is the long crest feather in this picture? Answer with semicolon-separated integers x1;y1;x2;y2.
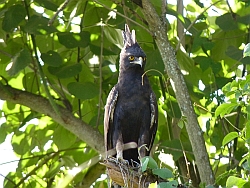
122;24;137;47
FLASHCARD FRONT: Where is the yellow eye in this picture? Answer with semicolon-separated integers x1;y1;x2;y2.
128;56;135;61
143;57;146;61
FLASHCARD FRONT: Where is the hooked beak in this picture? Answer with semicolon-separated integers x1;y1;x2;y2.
131;57;143;67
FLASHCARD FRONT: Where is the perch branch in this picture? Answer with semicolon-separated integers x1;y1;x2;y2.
101;157;186;188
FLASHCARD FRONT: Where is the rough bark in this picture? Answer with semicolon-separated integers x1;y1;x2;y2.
141;0;215;185
0;82;104;153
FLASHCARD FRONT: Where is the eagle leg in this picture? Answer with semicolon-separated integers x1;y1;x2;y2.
116;141;124;160
115;140;129;165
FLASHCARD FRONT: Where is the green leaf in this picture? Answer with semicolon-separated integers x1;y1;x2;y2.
222;132;238;146
61;156;76;168
215;103;238;118
48;63;82;78
8;48;31;76
243;43;250;58
152;168;173;179
210;125;224;149
194;56;212;71
44;160;62;178
41;50;62;67
166;8;185;25
145;49;165;75
18;152;39;168
104;27;123;49
226;46;250;64
246;121;250;142
19;111;39;129
216;13;239;31
243;182;250;188
53;126;76;150
141;156;158;172
12;131;30;155
22;72;40;92
23;15;57;35
4;172;20;187
162;100;181;118
242;160;250;171
0;123;8;144
67;82;99;100
34;0;58;11
90;44;118;55
226;176;246;187
2;4;26;32
211;30;244;61
57;32;90;48
141;156;149;172
178;119;185;129
160;139;183;161
194;0;204;8
226;46;242;60
158;181;178;188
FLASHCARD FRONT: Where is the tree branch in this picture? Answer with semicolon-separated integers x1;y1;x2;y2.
141;0;215;185
0;82;104;153
76;163;106;188
14;153;58;188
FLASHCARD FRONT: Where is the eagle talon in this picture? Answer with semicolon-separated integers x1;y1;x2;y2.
116;157;129;165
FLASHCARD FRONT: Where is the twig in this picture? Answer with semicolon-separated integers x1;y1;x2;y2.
0;174;16;186
0;147;85;166
176;0;222;51
102;157;187;188
48;0;71;26
14;153;58;188
177;0;185;48
76;163;106;188
77;47;82;118
93;0;152;35
122;0;130;25
55;154;102;188
0;49;13;58
56;143;136;188
226;0;234;17
96;24;104;128
161;0;167;26
114;0;148;25
223;116;242;132
23;0;60;116
160;146;193;154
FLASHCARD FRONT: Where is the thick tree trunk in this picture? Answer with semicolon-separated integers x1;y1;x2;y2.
141;0;215;185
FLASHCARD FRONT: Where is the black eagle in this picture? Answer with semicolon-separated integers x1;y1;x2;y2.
104;24;158;164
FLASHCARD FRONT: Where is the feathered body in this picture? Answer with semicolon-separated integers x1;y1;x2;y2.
104;24;158;164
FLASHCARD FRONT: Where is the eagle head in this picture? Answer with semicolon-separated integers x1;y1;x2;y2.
119;24;146;70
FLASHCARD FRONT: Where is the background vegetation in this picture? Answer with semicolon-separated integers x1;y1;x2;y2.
0;0;250;187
